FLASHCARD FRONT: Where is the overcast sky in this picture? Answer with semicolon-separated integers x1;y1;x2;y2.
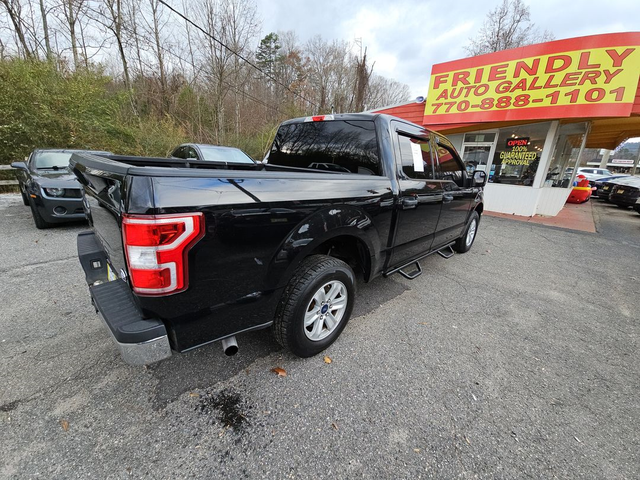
255;0;640;99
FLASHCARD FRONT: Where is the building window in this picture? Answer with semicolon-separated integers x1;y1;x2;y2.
545;123;588;188
490;122;551;186
464;133;496;143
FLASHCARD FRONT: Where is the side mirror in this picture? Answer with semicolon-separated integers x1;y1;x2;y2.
11;161;27;171
473;170;487;187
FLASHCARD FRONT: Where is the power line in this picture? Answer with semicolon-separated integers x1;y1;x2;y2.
151;38;286;116
119;18;286;115
157;0;318;109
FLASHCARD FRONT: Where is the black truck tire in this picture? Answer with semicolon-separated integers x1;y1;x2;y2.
29;199;52;229
454;211;479;253
274;255;355;357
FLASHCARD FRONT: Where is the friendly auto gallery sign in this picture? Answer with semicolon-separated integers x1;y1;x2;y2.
424;32;640;124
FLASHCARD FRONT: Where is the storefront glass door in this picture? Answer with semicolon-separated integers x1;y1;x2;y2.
460;132;497;179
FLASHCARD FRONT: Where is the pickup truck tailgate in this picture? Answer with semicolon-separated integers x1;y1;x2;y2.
77;230;171;365
72;153;154;278
72;154;172;365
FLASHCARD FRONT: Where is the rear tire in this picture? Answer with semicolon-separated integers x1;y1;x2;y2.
274;255;355;358
29;199;52;229
454;211;479;253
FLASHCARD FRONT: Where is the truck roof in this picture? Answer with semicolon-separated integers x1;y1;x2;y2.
280;112;435;135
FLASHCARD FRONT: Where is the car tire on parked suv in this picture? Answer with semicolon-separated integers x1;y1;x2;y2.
274;254;355;357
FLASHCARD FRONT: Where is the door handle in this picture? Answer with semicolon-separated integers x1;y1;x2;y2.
401;196;418;209
443;194;454;203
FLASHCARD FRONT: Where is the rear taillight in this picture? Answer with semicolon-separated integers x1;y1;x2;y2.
122;213;204;296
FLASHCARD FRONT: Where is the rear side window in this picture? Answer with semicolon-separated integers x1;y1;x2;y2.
171;146;186;159
268;120;381;175
397;134;435;179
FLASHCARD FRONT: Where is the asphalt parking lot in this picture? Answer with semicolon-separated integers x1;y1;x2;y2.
1;194;638;479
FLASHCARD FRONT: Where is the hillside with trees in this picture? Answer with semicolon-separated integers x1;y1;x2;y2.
0;0;410;168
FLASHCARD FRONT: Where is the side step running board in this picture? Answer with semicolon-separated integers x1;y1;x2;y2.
438;245;455;259
398;262;422;280
384;241;456;280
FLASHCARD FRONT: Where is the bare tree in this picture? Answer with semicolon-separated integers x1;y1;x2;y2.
327;40;353;113
60;0;83;68
198;0;259;142
94;0;130;87
277;30;307;103
38;0;52;60
148;0;167;101
465;0;553;56
0;0;34;58
225;0;259;136
353;46;373;112
365;74;411;110
124;0;145;76
305;35;338;113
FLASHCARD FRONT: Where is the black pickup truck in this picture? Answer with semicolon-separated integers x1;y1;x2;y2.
71;113;486;365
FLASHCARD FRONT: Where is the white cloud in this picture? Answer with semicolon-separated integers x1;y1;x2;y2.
256;0;640;98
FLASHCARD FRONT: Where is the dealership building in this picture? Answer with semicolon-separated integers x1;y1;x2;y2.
376;32;640;217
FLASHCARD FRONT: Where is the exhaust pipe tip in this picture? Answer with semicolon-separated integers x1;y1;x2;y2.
221;336;238;356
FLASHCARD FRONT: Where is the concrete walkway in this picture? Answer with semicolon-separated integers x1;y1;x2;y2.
485;200;597;233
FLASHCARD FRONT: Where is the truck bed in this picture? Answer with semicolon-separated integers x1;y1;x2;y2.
72;153;351;178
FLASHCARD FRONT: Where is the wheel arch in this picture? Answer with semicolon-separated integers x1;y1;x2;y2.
308;233;373;280
266;206;381;289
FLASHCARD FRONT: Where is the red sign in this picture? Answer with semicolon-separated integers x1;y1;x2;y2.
424;32;640;125
506;137;530;148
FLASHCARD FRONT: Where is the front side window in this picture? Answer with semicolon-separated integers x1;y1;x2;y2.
268;120;381;175
397;134;435;180
186;147;199;159
435;138;465;187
